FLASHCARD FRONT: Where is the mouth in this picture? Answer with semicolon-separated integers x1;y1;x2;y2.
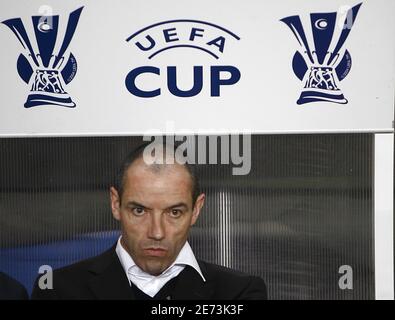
143;248;167;257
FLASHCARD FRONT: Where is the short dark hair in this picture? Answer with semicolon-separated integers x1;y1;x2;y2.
113;140;200;205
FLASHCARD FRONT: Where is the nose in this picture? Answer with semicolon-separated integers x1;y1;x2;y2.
147;212;165;241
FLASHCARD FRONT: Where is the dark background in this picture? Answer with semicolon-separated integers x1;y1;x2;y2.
0;134;374;299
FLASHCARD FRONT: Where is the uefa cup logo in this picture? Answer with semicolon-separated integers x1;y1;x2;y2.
2;7;83;108
281;3;362;105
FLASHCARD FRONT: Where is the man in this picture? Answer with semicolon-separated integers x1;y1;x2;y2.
0;272;28;300
32;141;267;300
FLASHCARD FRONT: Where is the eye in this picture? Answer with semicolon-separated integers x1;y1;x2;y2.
169;209;183;218
132;207;145;216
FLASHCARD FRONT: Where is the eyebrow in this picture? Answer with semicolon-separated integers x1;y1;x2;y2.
125;201;189;211
126;201;152;210
165;203;189;210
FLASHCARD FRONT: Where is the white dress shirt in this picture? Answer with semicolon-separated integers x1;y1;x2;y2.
115;236;206;298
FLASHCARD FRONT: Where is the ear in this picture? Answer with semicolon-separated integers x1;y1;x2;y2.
110;186;121;221
191;193;205;226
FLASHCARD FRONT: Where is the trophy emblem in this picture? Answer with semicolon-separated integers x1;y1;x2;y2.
281;3;362;105
2;7;83;108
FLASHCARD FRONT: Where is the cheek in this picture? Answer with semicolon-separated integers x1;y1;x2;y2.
166;216;192;239
120;212;146;240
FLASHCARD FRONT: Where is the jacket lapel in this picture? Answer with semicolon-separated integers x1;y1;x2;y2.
87;246;133;300
85;247;215;300
172;261;215;300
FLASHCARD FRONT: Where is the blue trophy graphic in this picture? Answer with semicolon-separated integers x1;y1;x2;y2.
2;7;83;108
281;3;362;105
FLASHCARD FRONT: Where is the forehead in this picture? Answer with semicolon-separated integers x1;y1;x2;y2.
122;158;193;204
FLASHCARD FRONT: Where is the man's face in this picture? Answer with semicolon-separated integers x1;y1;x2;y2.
110;158;205;276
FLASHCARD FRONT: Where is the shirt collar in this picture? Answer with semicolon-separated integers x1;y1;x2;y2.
115;236;206;282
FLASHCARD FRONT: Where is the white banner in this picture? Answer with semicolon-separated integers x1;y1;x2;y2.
0;0;393;136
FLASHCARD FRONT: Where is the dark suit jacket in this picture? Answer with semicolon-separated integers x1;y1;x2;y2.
0;272;28;300
31;245;267;300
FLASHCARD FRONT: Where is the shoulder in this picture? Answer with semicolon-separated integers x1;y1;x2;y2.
0;272;28;300
199;260;262;283
54;247;115;278
31;246;116;299
198;260;268;300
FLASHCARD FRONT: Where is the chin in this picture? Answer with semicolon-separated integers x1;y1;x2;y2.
145;262;169;276
145;267;165;276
